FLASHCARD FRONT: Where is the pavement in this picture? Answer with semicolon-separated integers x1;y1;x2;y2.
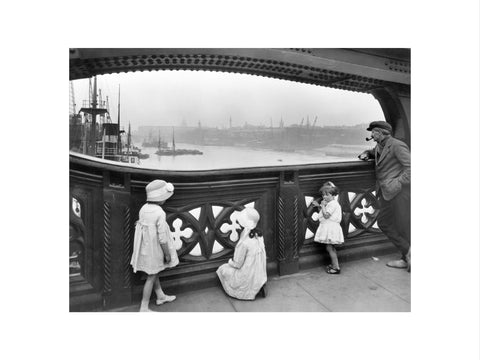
111;253;410;312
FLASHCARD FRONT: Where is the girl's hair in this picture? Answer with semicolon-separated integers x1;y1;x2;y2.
319;181;339;196
249;227;263;238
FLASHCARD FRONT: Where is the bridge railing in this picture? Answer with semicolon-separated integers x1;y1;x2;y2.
69;154;392;310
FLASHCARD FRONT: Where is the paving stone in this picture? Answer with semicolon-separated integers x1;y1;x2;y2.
296;265;410;312
151;287;236;312
109;255;411;312
227;276;329;312
346;254;411;303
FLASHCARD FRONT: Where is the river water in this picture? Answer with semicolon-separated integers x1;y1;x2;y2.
136;143;365;170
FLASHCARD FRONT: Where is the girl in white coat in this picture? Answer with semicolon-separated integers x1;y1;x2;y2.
130;179;179;311
312;182;344;274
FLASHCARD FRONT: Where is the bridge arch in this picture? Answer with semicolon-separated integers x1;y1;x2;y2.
70;48;410;143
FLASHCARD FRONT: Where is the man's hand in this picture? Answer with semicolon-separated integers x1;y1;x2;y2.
358;151;369;161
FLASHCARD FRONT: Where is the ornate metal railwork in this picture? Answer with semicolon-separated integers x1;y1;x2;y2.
122;206;133;289
164;199;258;262
70;196;85;280
72;197;82;218
69;188;98;291
103;201;112;293
346;191;380;237
69;155;394;310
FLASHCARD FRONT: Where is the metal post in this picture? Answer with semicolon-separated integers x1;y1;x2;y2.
89;76;98;156
102;127;106;159
117;85;121;154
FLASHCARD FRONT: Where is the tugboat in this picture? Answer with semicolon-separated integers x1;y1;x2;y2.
131;146;150;159
121;123;149;162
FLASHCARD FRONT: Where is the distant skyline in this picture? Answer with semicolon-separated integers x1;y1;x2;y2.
71;70;384;130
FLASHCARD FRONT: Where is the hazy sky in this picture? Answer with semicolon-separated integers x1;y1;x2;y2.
71;70;384;130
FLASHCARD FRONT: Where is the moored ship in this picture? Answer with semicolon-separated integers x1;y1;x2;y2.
70;78;148;165
155;127;203;156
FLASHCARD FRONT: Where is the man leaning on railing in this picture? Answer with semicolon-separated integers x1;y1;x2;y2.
358;121;411;272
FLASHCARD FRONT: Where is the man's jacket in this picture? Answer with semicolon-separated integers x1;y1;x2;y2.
365;136;411;201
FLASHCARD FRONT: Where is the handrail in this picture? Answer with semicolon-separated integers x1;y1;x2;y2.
70;152;374;177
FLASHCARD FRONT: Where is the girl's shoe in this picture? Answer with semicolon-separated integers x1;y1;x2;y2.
386;259;408;269
156;295;176;305
326;267;341;275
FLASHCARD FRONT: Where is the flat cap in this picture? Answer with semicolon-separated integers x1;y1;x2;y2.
366;121;393;133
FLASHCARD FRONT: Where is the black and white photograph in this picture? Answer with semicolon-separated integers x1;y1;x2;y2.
69;48;412;312
2;1;479;360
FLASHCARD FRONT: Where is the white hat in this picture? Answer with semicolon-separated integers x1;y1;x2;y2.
146;179;174;202
237;207;260;230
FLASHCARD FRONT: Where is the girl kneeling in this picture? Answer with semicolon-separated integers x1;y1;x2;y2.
217;208;267;300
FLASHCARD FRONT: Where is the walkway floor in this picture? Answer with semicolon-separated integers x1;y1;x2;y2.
112;253;410;312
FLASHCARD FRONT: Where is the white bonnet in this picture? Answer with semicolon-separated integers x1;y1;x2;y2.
237;207;260;230
146;179;174;202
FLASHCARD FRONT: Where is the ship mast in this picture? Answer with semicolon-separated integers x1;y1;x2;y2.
127;122;132;155
172;127;176;154
69;81;76;115
79;76;108;156
89;76;98;155
117;85;121;153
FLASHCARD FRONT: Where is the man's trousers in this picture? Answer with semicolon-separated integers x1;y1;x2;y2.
377;186;411;258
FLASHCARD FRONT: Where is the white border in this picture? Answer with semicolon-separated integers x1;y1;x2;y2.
2;1;479;360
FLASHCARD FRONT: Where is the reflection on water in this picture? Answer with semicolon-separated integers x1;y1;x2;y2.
137;143;364;170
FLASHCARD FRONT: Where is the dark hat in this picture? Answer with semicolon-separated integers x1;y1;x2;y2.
366;121;392;133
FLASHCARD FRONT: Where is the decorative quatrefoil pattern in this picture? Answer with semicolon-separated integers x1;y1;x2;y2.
72;197;81;218
303;190;380;243
165;200;256;262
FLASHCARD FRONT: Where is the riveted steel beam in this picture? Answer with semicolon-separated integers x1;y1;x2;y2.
69;48;410;94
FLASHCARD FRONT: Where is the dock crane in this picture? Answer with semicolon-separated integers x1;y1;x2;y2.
69;81;76;115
